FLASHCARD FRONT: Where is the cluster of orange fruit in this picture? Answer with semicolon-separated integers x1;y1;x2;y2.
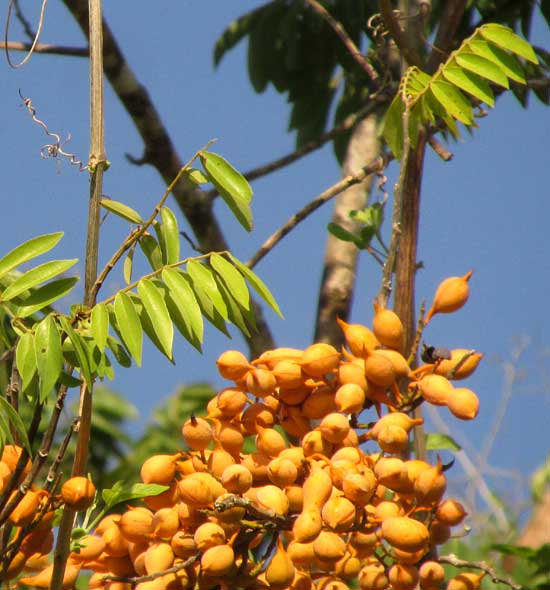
3;271;487;589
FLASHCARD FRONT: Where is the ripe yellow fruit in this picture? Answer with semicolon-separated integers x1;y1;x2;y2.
434;349;483;380
376;424;409;454
193;522;226;551
266;538;296;589
245;367;277;397
182;416;213;451
292;507;323;543
215;387;248;418
18;562;81;589
144;541;174;575
151;507;180;539
446;387;480;420
388;563;420;590
414;460;446;505
337;318;380;357
321;495;356;531
415;374;454;406
272;360;305;389
256;426;287;457
380;516;430;552
177;472;224;507
302;464;333;511
342;471;377;506
312;531;347;563
256;484;290;516
334;383;365;414
140;454;177;485
300;343;340;377
372;302;404;350
268;457;299;487
364;351;396;387
419;560;445;587
425;270;473;323
200;544;235;577
358;561;389;590
319;413;351;444
446;571;486;590
8;490;42;526
61;476;96;511
287;540;316;566
436;499;468;526
216;349;250;380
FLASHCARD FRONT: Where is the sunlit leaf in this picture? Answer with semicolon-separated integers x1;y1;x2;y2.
0;397;31;454
58;316;93;389
123;248;134;285
101;199;143;224
1;259;78;302
467;40;526;84
161;268;203;346
185;168;209;185
159;208;180;265
137;279;174;360
187;260;228;320
114;292;142;366
480;23;538;64
0;232;63;280
107;336;131;368
34;315;62;402
227;254;283;318
15;277;79;318
91;303;110;351
200;152;253;232
210;253;250;311
138;234;163;271
442;65;494;106
102;481;169;510
455;52;509;88
429;81;474;125
16;332;37;393
381;94;404;160
425;432;461;452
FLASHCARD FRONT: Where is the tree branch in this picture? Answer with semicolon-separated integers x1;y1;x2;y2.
439;553;521;590
378;0;423;68
247;156;385;270
0;41;88;56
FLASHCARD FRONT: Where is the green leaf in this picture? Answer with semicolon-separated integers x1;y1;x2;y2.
215;275;251;337
491;544;539;559
187;260;228;320
191;281;230;337
101;199;143;224
425;432;461;452
1;259;78;302
16;332;37;393
442;65;495;106
34;315;62;402
114;292;143;366
123;248;134;285
213;9;258;66
15;277;79;318
185;168;209;185
91;303;109;351
0;397;31;454
429;81;474;125
210;253;250;311
138;234;163;271
161;268;203;346
327;223;363;247
455;52;509;88
159;207;180;265
480;23;538;64
200;152;253;232
137;279;174;360
102;481;169;510
0;232;63;280
58;316;93;389
107;336;131;368
227;254;283;318
380;94;404;159
467;40;526;85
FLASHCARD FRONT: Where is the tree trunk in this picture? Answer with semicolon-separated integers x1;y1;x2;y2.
314;114;381;345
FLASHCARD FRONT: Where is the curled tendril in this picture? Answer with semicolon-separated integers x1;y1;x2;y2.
4;0;48;68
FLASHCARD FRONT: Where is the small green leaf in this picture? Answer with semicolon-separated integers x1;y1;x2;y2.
15;277;79;318
185;168;210;185
429;81;474;125
34;315;62;402
480;23;538;64
137;279;174;360
161;268;203;346
0;232;63;280
210;253;250;311
380;94;404;159
1;259;78;302
425;432;461;452
159;207;180;265
102;481;169;510
58;316;93;388
227;254;283;318
442;65;495;106
187;259;228;320
327;223;362;247
467;40;526;84
114;292;143;366
101;199;143;224
107;336;131;368
215;275;251;337
138;234;163;271
16;332;37;393
455;52;509;88
200;152;253;231
123;248;134;285
191;281;230;337
91;303;110;351
0;397;31;454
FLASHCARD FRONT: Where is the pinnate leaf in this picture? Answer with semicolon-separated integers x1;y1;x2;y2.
1;259;77;301
0;232;63;280
114;292;142;366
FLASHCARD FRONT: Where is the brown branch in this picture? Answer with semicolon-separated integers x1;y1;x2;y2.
426;0;468;72
439;554;521;590
247;156;385;270
0;41;88;56
205;98;390;200
102;554;199;585
303;0;379;81
62;0;275;357
378;0;423;68
428;135;453;161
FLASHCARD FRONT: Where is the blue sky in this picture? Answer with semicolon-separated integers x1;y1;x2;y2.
2;2;549;519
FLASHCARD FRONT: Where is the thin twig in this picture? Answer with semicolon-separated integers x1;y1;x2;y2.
428;135;453;161
0;41;88;56
303;0;379;81
4;0;48;68
13;0;35;41
378;0;423;67
247;157;385;269
102;554;199;585
439;553;521;590
204;99;388;199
